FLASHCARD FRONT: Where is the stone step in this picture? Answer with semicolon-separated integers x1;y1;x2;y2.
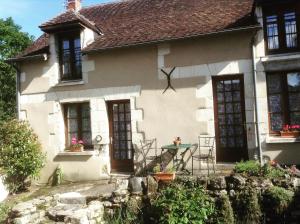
46;200;104;223
47;204;85;222
58;192;87;205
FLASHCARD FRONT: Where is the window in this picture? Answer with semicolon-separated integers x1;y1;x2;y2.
59;31;82;81
64;103;92;149
263;3;300;54
267;72;300;134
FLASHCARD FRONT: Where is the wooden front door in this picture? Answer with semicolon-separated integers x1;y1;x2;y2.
107;100;134;172
212;75;248;162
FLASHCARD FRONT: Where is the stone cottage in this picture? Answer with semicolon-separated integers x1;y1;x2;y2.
7;0;300;183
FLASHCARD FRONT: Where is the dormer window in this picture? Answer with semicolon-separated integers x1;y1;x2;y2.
263;3;300;55
58;31;82;81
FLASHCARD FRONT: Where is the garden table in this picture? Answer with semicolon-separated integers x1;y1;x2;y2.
160;144;192;173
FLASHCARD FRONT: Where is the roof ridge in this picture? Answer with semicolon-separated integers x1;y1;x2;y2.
73;10;95;26
81;0;137;10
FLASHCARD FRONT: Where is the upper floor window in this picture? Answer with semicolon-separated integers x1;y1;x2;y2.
267;72;300;134
263;4;300;54
58;31;82;81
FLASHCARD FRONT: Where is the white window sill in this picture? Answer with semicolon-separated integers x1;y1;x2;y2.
57;151;95;156
261;53;300;63
55;80;85;87
266;136;300;144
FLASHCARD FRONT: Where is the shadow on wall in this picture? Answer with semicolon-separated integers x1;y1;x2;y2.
134;144;198;176
262;141;300;165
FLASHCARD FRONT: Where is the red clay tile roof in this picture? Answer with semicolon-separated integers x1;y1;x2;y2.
17;33;49;58
39;10;101;34
20;0;257;57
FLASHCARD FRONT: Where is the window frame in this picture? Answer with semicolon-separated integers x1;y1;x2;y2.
266;71;300;135
58;31;82;81
63;102;93;150
263;2;300;55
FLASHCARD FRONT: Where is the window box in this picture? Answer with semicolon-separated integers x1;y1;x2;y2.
280;131;300;138
69;145;84;152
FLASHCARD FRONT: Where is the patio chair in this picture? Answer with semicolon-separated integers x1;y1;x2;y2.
192;136;216;176
138;138;158;168
173;143;198;174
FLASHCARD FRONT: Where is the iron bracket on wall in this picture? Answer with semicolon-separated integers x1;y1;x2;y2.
161;67;176;93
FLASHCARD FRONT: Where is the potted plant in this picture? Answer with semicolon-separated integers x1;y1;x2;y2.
280;124;300;138
173;137;181;146
69;137;84;152
152;163;175;183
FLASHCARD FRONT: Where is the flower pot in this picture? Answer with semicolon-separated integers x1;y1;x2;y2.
70;145;84;152
153;172;175;183
280;131;300;138
173;141;181;146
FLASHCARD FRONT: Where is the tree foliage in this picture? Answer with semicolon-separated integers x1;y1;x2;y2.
0;17;33;121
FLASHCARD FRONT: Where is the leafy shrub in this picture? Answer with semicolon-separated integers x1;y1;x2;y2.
104;207;142;224
262;163;287;179
263;186;294;215
0;203;10;223
152;183;215;224
234;160;261;176
211;194;234;224
0;119;45;193
233;187;262;224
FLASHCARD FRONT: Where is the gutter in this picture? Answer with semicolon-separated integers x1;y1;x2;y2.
251;34;263;165
83;24;261;54
6;53;48;63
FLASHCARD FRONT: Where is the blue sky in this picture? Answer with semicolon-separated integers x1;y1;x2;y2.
0;0;112;39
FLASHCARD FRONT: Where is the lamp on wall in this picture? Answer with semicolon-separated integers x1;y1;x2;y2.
94;135;104;153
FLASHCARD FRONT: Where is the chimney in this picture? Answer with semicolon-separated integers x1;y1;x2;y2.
66;0;81;11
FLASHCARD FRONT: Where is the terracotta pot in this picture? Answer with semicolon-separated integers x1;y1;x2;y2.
153;172;175;183
70;145;84;152
280;131;300;138
173;140;181;146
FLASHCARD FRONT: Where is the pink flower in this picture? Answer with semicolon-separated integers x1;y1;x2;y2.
78;140;84;144
71;137;77;145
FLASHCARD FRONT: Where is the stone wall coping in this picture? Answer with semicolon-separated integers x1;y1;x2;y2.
266;136;300;144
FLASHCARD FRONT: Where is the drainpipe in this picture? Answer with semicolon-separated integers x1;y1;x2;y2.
11;63;21;120
251;35;263;165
